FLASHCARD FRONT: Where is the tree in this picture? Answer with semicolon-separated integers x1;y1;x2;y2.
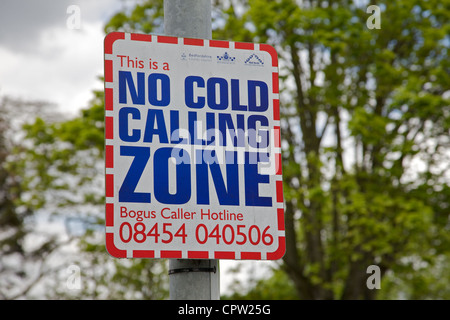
217;0;449;299
12;0;449;299
99;0;450;299
19;88;169;299
0;96;67;299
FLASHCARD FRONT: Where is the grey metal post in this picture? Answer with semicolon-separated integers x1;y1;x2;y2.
164;0;212;39
168;259;219;300
164;0;220;300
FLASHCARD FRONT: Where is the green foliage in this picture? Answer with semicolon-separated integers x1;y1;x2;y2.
0;97;66;299
104;0;164;34
5;0;448;299
214;0;450;299
224;266;298;300
13;87;170;299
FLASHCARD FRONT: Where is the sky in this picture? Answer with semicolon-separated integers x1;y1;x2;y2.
0;0;126;116
0;1;275;296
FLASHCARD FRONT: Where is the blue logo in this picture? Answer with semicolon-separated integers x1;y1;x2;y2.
244;53;264;66
217;52;236;63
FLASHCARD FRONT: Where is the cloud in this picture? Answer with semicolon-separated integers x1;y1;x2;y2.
0;0;71;52
0;22;105;114
0;0;123;52
0;0;124;114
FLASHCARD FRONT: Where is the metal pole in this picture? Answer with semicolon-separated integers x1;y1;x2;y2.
164;0;212;39
168;259;219;300
164;0;220;300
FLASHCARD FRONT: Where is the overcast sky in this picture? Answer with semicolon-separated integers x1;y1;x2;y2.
0;1;268;294
0;0;127;116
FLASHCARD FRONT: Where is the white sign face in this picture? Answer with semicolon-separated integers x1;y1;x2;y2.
104;32;285;260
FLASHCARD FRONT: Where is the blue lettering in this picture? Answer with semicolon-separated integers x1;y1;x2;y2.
248;80;268;112
119;71;145;105
207;77;228;110
196;150;239;205
185;76;205;108
231;79;247;111
148;73;170;106
170;110;187;144
119;107;141;142
118;71;171;106
205;112;216;145
245;152;272;206
248;115;269;148
119;146;150;203
218;113;245;147
153;147;191;204
143;109;168;143
189;112;206;145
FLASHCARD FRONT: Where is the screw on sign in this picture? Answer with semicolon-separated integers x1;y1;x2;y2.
104;32;285;260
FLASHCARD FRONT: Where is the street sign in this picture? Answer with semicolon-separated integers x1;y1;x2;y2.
104;32;285;260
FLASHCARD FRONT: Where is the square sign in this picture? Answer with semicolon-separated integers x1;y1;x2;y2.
104;32;285;260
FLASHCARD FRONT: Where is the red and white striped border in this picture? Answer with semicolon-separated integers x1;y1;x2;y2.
104;32;284;260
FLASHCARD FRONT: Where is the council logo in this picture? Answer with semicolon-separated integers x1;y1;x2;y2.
244;53;264;66
217;52;236;64
181;52;212;62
